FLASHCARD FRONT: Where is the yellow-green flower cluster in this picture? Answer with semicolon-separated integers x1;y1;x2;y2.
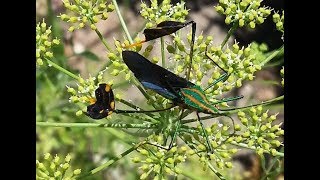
249;42;268;62
182;121;240;170
36;153;81;179
36;19;60;66
132;135;187;179
206;43;261;94
215;0;271;28
67;71;108;116
106;40;132;80
167;33;213;85
168;35;260;98
273;10;284;40
273;10;284;33
140;0;188;28
59;0;115;32
280;66;284;86
236;106;283;156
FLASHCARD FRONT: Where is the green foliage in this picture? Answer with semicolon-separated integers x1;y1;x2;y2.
36;0;284;179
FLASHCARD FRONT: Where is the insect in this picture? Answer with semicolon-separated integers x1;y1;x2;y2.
85;83;115;120
86;20;244;152
122;50;243;152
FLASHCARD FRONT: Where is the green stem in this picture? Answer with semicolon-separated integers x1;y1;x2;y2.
112;0;133;43
231;142;284;157
161;37;165;67
221;23;238;49
77;141;145;179
46;58;80;80
261;147;283;179
117;99;159;122
131;78;152;101
36;121;157;129
93;28;112;52
86;15;113;52
260;45;284;67
182;114;220;124
208;162;226;180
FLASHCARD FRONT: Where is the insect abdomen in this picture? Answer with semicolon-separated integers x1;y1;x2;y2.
180;86;218;113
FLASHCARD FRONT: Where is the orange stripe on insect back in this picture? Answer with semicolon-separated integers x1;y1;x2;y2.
181;91;215;113
122;40;146;48
183;87;210;104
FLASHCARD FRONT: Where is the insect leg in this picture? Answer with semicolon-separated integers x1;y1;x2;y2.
169;108;185;149
196;112;213;153
211;95;244;105
114;105;175;114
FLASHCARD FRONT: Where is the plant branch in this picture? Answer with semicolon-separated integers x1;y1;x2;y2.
112;0;133;43
36;121;157;129
260;45;284;67
161;37;165;67
93;28;112;52
77;141;146;179
221;23;238;48
208;162;226;180
46;58;80;80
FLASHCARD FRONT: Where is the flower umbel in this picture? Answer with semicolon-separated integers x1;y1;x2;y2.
168;35;260;100
36;153;81;179
36;19;60;66
236;106;283;156
59;0;115;32
140;0;188;28
215;0;272;28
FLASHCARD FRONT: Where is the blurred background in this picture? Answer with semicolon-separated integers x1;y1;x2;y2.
36;0;284;179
